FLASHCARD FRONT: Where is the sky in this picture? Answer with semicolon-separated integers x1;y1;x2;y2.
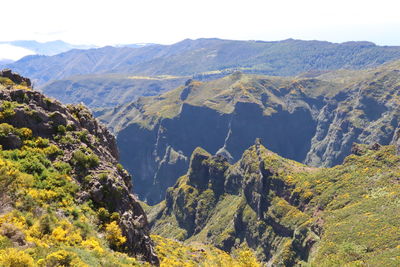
0;44;36;61
1;0;400;55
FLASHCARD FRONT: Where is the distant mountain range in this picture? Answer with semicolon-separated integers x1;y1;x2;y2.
115;43;157;48
6;38;400;88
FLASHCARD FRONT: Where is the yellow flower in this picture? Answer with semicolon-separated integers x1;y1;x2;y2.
82;237;104;254
51;226;67;242
105;221;126;248
0;248;35;267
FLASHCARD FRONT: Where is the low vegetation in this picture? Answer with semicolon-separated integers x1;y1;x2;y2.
0;125;144;266
152;235;260;267
149;143;400;266
0;76;154;266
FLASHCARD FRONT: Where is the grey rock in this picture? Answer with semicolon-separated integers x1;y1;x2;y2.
0;69;31;87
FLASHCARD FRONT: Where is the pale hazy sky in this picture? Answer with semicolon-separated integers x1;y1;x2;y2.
2;0;400;46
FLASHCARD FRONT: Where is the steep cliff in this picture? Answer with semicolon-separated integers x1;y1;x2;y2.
148;142;400;266
0;70;159;265
100;60;400;204
304;67;400;166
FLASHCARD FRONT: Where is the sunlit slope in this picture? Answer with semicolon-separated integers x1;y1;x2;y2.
101;60;400;204
148;143;400;266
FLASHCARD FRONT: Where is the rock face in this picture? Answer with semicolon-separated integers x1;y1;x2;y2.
148;142;400;266
0;69;31;87
150;143;320;265
0;71;159;265
101;61;400;204
304;69;400;166
118;102;318;204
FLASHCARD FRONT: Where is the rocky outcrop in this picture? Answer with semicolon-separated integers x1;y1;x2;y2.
305;69;400;166
151;142;319;264
0;72;159;265
0;69;31;87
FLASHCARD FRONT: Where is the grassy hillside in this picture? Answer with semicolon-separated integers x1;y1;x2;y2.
99;71;341;133
148;142;400;266
104;59;400;130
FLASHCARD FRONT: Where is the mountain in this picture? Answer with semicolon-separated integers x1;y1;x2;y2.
115;43;157;49
147;142;400;266
99;60;400;204
41;74;188;108
0;70;159;265
6;38;400;87
0;70;263;266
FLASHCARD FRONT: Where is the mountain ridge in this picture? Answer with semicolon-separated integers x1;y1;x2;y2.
99;60;400;204
7;38;400;87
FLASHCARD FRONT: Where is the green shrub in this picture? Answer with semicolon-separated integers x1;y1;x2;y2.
20;156;47;175
55;132;77;145
39;214;55;235
53;161;72;174
0;123;16;138
43;97;52;106
35;137;50;148
71;149;99;169
66;124;76;131
99;172;108;182
57;125;67;135
0;236;12;250
83;175;93;183
70;208;79;220
97;207;110;225
110;212;120;222
0;101;16;119
74;221;91;239
77;130;89;143
116;163;124;172
0;77;14;86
